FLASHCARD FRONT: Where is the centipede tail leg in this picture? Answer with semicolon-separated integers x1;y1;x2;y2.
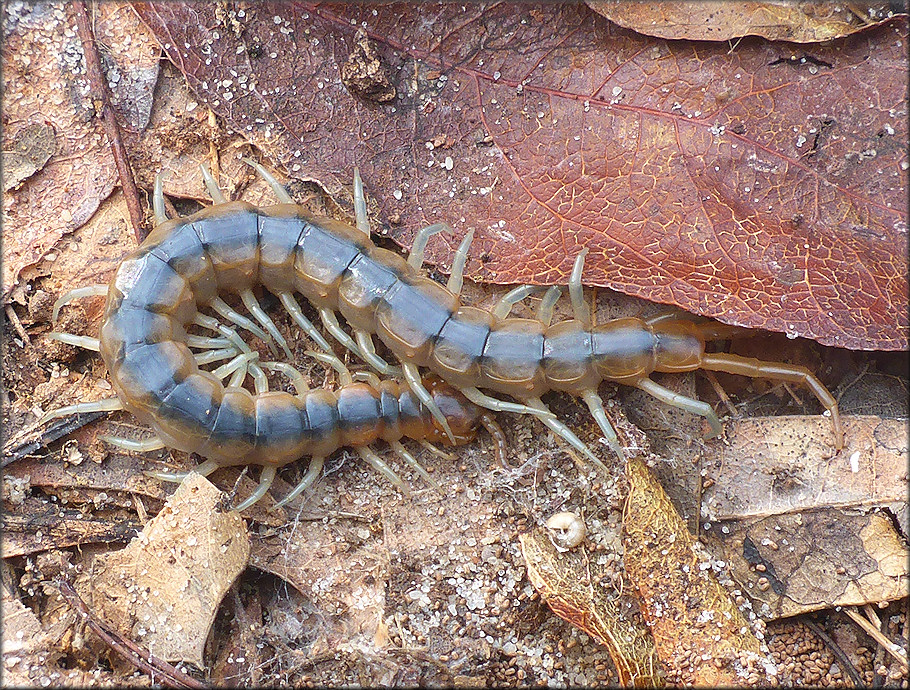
402;363;456;443
234;465;277;511
446;230;474;294
277;292;333;352
241;158;294;204
407;223;450;269
580;390;625;460
700;353;844;449
356;446;409;494
390;441;441;492
239;289;293;358
525;397;610;473
273;457;325;508
636;378;723;438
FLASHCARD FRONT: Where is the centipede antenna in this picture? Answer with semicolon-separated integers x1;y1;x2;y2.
402;362;456;444
478;413;509;469
99;434;166;452
352;167;370;236
419;439;455;461
199;163;228;204
538;286;562;326
209;296;276;353
636;378;723;439
52;285;109;322
260;361;310;396
240;288;293;358
569;249;590;326
273;456;325;508
493;285;538;319
240;157;294;204
581;390;624;460
407;223;449;269
352;370;382;388
212;352;258;380
319;308;365;361
145;458;221;483
153;173;168;224
38;397;123;425
187;336;235;350
354;330;402;376
525;397;610;473
233;465;277;511
307;349;354;385
459;387;556;419
248;360;269;394
193;313;253;354
277;292;333;352
356;446;410;494
46;333;101;352
446;229;474;294
699;353;844;449
391;441;442;492
193;348;239;366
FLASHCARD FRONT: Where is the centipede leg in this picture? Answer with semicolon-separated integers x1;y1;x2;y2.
446;230;474;294
248;360;269;394
239;288;293;358
525;397;610;472
260;361;310;396
402;362;456;444
212;352;259;381
354;330;402;376
492;285;540;319
537;286;562;327
569;249;591;326
208;296;276;352
356;446;409;494
186;335;236;349
636;378;723;439
273;456;325;508
580;390;625;460
458;387;556;420
52;285;109;322
233;465;277;511
307;349;354;385
277;292;333;352
145;458;220;483
153;173;168;224
241;157;294;204
46;333;101;351
353;167;370;236
700;353;844;449
407;223;450;269
390;441;442;492
38;397;123;425
193;348;239;366
199;163;228;204
100;435;166;452
478;412;509;469
319;308;365;360
419;440;455;461
193;313;253;354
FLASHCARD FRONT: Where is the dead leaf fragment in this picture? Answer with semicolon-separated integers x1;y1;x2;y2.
74;473;249;667
340;28;396;103
623;456;776;685
520;528;663;687
587;1;903;42
2;122;57;192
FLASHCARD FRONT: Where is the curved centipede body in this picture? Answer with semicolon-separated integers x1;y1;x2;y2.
47;160;844;509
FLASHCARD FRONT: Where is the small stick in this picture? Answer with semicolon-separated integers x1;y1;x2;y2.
70;0;145;242
844;606;909;671
56;579;208;689
5;304;31;346
802;616;863;688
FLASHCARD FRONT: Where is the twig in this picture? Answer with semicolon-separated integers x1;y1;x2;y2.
70;0;145;242
844;606;909;671
2;411;107;468
802;616;863;688
5;304;31;346
56;579;209;689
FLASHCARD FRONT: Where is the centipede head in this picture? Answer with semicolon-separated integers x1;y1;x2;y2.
421;375;483;447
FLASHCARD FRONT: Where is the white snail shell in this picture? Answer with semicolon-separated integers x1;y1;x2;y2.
545;511;586;551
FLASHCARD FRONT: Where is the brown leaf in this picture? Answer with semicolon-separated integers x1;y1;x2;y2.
623;455;776;685
519;528;663;687
587;1;903;43
133;3;907;350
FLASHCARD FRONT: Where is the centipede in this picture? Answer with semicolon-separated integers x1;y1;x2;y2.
43;158;844;509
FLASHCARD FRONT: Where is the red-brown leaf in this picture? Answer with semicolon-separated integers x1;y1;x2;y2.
133;3;908;350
